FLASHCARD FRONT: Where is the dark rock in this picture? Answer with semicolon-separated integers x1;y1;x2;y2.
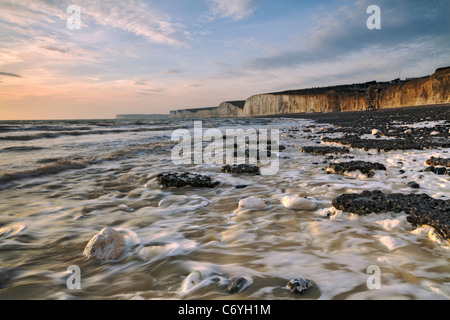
227;277;248;294
407;181;420;189
332;190;450;240
399;170;406;174
407;207;450;241
426;157;450;167
234;185;249;189
156;172;219;188
321;136;449;152
301;146;350;155
287;278;313;294
434;167;447;175
221;164;260;175
327;161;386;177
425;165;450;176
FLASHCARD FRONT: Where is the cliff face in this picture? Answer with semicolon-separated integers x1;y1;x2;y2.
170;107;217;119
242;91;367;116
170;101;245;119
378;67;450;109
169;67;449;119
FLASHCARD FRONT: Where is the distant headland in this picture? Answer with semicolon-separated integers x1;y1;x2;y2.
169;67;450;119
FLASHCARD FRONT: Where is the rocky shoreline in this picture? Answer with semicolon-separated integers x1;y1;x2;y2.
80;104;449;298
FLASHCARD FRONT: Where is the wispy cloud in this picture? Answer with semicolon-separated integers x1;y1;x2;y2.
0;0;189;47
0;71;22;78
204;0;258;21
85;0;189;47
161;69;183;75
244;0;450;77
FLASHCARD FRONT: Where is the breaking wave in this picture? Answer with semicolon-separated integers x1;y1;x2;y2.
0;141;174;184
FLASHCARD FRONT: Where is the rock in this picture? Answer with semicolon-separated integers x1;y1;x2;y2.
407;206;449;241
287;278;313;294
281;195;317;210
180;271;202;295
221;164;260;175
156;172;219;188
83;227;125;260
322;136;450;152
227;277;248;294
426;157;450;167
332;190;450;240
327;161;386;177
238;197;266;209
430;131;440;136
434;167;447;175
404;129;413;135
301;146;350;155
371;129;381;135
407;181;420;189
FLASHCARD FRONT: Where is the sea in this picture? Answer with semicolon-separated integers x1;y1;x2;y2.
0;117;449;300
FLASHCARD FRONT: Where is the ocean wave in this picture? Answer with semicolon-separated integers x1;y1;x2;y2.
0;159;90;183
0;141;174;184
0;126;187;141
0;146;46;152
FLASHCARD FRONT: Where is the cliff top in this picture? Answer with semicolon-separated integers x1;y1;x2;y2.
224;100;246;109
264;67;449;96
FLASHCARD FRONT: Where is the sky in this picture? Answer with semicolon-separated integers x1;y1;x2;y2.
0;0;449;120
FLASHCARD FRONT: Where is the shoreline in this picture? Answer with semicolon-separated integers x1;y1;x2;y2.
260;103;450;122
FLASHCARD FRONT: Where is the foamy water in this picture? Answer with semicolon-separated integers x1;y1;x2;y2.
0;118;448;300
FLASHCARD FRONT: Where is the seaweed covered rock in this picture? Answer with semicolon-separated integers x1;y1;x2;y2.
157;172;219;188
426;157;450;167
221;164;260;175
332;190;450;240
322;136;450;152
424;166;450;176
327;161;386;177
301;146;350;155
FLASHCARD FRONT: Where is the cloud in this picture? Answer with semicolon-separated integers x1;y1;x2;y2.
245;0;450;73
85;1;189;47
161;69;183;74
0;71;22;78
0;0;189;47
204;0;258;21
42;46;71;54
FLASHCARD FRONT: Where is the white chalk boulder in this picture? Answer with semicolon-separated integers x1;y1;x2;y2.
83;227;125;260
281;195;317;210
238;197;266;209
